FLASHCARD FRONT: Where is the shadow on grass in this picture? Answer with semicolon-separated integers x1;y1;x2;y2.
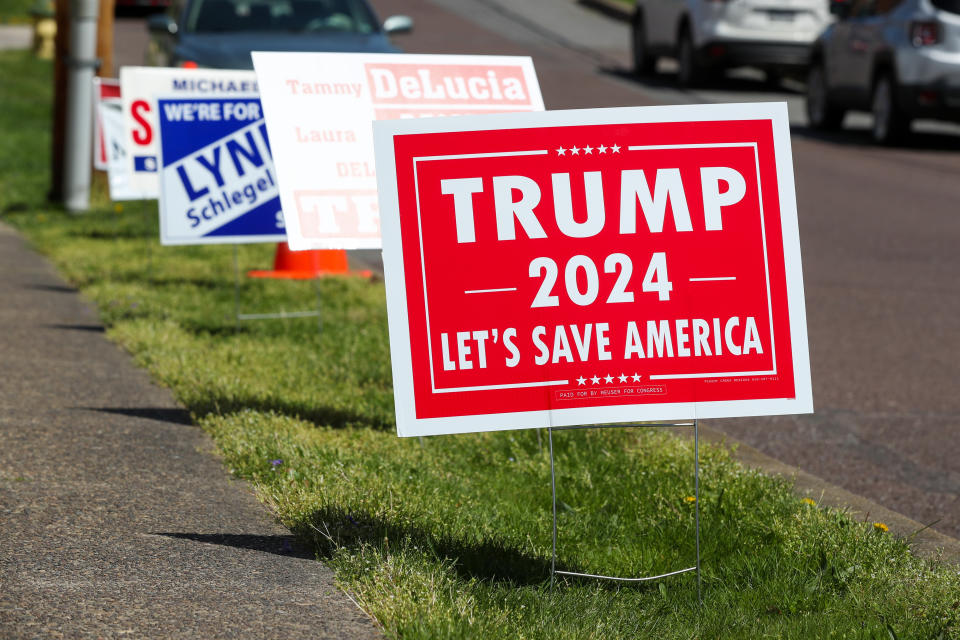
80;399;386;431
191;395;393;431
297;505;584;587
178;310;324;337
81;393;389;433
75;226;152;240
24;282;77;293
1;202;34;215
182;322;253;337
112;273;230;290
80;406;194;426
44;323;105;332
152;532;313;560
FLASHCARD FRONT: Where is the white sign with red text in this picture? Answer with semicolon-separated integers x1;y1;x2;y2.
119;67;260;199
93;77;120;171
99;101;152;201
373;103;813;437
252;52;544;251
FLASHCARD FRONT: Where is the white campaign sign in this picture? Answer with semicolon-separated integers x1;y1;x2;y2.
372;103;813;437
92;77;120;171
252;52;544;251
99;102;152;201
119;67;260;199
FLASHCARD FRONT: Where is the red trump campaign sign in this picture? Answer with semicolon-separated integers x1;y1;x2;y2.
373;103;812;437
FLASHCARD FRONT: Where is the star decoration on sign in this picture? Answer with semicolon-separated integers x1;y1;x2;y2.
555;144;619;157
574;373;644;385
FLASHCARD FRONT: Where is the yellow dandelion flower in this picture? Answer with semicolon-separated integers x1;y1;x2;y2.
114;203;124;214
684;496;697;503
873;522;889;532
802;498;816;506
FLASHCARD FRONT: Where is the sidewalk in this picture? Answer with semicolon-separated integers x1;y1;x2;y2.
0;222;378;637
0;25;30;51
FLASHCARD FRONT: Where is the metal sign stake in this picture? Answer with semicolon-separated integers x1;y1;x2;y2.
694;418;702;604
231;244;323;333
233;244;241;329
549;425;557;591
145;234;155;285
548;420;702;604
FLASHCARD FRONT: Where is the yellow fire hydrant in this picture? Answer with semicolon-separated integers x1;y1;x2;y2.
30;0;56;60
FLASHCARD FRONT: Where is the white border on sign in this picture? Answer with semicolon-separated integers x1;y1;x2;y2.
374;102;813;437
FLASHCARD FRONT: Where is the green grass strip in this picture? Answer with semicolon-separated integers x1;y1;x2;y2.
0;0;36;25
3;50;958;639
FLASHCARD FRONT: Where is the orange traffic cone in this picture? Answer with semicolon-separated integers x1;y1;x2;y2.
247;243;369;279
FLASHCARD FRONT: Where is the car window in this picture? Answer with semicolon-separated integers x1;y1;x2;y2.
848;0;877;17
169;0;185;22
931;0;960;14
185;0;378;33
873;0;903;13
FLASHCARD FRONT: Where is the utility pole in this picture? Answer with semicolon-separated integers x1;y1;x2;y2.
62;0;100;211
50;0;69;202
96;0;113;77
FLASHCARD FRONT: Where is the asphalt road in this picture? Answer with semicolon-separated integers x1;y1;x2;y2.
114;1;960;538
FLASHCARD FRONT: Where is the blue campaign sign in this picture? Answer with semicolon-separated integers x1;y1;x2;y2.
157;96;287;245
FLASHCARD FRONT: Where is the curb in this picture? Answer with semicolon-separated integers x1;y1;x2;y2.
696;422;960;566
578;0;633;23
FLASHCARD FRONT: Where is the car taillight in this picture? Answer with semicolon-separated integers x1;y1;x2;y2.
910;20;940;46
180;60;199;69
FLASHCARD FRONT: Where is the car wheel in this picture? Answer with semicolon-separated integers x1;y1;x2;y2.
806;63;844;130
764;69;782;88
871;73;909;145
631;15;656;75
677;29;700;87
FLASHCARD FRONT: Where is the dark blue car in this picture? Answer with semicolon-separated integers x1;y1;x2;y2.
146;0;412;69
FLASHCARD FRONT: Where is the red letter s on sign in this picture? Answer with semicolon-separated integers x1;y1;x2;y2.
131;100;152;145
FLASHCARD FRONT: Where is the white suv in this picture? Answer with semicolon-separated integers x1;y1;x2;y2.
807;0;960;143
631;0;834;85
